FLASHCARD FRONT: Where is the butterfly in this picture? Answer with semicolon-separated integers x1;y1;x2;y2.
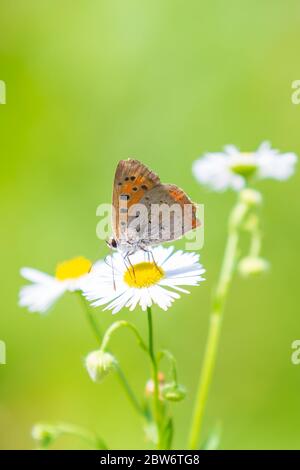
107;159;200;258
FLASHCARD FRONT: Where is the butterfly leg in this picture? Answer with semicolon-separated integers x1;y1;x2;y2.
142;248;150;263
122;255;131;274
140;246;160;273
149;250;160;272
126;254;136;280
123;251;136;281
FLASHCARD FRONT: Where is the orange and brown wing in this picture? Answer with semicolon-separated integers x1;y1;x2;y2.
137;183;200;244
166;184;200;231
112;159;161;240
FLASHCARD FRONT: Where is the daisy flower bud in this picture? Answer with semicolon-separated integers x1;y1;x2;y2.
145;372;165;399
238;256;270;277
85;350;117;383
161;383;186;402
239;189;262;207
32;424;60;448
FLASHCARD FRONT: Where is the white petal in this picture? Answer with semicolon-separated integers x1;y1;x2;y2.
148;285;180;311
224;144;240;156
151;246;174;266
139;289;152;311
257;140;272;153
105;289;135;314
192;153;246;192
20;267;54;284
126;291;143;311
19;281;66;314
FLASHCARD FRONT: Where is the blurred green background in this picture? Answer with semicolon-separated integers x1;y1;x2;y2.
0;0;300;450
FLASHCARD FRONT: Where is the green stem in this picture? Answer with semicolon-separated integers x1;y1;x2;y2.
147;306;161;448
77;292;103;342
100;320;148;353
249;227;261;258
55;423;107;450
188;197;249;450
114;364;143;415
36;422;107;450
157;349;178;384
77;293;144;416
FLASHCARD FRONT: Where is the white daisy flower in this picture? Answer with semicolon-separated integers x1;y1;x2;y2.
19;256;92;314
192;141;297;191
82;246;205;314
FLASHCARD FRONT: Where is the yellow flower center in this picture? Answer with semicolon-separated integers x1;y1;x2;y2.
124;262;164;288
55;256;92;280
230;153;258;177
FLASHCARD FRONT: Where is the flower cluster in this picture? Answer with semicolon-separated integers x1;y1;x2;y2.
20;140;297;451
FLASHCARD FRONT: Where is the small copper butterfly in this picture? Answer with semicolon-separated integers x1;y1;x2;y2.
107;159;200;256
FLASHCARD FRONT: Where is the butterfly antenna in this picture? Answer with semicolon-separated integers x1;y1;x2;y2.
150;249;160;272
123;253;136;281
122;256;131;278
128;255;136;279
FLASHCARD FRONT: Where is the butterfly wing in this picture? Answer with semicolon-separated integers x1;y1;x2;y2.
136;184;200;244
112;159;161;241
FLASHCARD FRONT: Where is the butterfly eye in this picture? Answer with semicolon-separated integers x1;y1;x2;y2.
106;238;117;249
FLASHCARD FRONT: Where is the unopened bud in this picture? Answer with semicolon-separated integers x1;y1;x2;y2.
85;350;117;383
238;256;269;277
161;383;186;402
32;424;60;447
145;372;165;399
239;189;262;207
